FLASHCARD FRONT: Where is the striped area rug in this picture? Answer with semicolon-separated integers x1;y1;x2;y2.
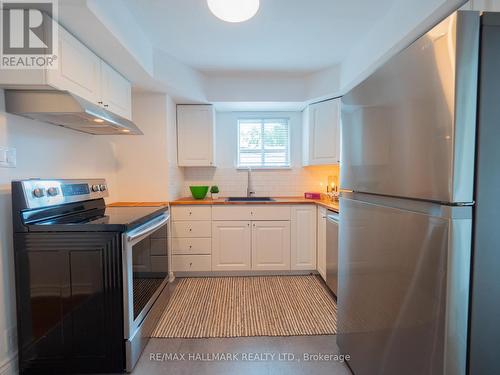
152;275;337;338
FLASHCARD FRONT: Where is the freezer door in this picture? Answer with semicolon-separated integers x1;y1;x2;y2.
340;11;479;203
337;193;471;375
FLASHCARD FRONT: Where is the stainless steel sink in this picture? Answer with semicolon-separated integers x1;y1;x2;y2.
226;197;275;202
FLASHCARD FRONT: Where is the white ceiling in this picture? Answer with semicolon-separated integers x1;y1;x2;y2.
122;0;396;75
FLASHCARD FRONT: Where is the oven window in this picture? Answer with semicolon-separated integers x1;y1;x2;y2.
131;223;168;319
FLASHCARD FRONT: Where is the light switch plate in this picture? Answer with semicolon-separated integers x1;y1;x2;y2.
0;147;16;168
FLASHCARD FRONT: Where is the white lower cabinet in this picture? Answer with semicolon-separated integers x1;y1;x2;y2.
172;238;211;255
251;221;291;270
171;206;213;272
291;205;317;270
317;207;327;280
171;221;211;238
173;204;320;274
172;255;211;272
212;221;252;271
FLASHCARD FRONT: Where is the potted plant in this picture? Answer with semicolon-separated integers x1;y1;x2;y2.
210;185;220;200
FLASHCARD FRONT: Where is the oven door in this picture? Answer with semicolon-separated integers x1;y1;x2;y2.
122;212;170;341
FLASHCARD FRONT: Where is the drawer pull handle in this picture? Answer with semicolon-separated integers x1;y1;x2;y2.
189;245;192;249
189;228;192;232
189;262;192;267
189;212;192;215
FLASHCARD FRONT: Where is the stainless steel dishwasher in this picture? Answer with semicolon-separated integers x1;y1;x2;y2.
326;212;339;296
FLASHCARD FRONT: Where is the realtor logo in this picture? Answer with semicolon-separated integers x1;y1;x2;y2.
1;0;58;69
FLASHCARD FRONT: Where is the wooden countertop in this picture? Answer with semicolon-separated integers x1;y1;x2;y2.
108;198;339;212
170;197;339;212
107;202;169;207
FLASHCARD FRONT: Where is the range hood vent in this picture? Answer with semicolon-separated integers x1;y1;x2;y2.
4;90;142;135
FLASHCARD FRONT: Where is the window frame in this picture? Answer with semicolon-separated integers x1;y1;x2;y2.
236;117;291;169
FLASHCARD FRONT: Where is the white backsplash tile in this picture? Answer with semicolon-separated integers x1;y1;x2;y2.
182;166;339;197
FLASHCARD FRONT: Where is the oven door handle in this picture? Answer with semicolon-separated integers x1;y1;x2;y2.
126;213;170;242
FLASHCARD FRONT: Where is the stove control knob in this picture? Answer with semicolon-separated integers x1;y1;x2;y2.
33;188;45;198
47;187;59;196
91;185;101;192
99;184;107;191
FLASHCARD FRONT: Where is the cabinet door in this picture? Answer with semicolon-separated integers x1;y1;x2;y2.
212;221;251;270
317;208;327;280
177;105;215;167
307;98;341;165
46;27;101;105
100;61;132;120
291;205;317;270
252;221;291;270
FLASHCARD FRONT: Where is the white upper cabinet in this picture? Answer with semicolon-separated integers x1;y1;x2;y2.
291;205;317;270
177;105;216;167
303;98;341;166
100;61;132;120
46;27;101;105
0;24;132;121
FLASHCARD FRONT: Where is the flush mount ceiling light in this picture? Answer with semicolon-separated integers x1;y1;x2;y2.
207;0;260;23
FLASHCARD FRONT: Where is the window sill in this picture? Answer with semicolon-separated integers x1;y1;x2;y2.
236;166;292;171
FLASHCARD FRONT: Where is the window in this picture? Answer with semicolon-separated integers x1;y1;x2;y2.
237;118;290;168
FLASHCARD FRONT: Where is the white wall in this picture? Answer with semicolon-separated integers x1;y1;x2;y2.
112;92;183;202
464;0;500;10
182;111;339;197
204;73;307;103
305;65;342;102
113;93;168;202
0;90;119;374
166;96;185;200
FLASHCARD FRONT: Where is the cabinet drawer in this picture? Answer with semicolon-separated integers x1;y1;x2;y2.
172;255;211;272
171;221;211;238
172;205;212;221
212;205;290;221
172;238;211;255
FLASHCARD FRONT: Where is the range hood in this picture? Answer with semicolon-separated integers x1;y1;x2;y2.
4;90;142;135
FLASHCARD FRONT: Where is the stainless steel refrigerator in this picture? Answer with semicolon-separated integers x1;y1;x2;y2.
337;11;479;375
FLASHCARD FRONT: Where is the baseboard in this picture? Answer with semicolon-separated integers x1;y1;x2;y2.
174;270;318;277
0;353;18;375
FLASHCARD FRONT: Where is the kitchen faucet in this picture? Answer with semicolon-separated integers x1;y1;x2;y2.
247;167;255;197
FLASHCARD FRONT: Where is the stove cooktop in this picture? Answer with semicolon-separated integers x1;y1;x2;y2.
27;205;169;232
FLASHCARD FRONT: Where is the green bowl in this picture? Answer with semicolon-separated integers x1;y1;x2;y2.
189;186;209;199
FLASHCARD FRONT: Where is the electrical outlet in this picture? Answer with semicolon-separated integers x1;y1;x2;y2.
0;147;16;168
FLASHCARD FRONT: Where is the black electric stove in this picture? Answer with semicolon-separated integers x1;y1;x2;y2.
12;179;171;374
24;204;167;231
13;179;167;232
